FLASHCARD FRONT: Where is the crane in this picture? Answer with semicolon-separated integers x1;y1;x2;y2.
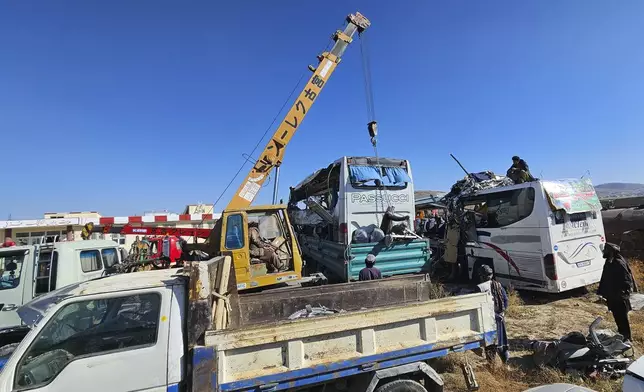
201;12;371;291
226;12;370;210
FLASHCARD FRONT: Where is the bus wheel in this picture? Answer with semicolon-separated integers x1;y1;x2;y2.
375;379;428;392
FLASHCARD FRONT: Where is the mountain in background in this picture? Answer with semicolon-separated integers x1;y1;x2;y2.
595;183;644;199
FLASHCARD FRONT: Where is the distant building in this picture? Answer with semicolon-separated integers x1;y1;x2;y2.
0;204;219;249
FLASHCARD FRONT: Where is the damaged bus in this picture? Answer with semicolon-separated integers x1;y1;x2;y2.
288;156;430;282
461;178;606;293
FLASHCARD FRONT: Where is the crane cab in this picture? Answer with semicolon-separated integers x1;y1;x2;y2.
219;205;303;290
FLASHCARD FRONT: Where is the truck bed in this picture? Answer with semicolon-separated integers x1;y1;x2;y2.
196;291;495;391
298;235;430;282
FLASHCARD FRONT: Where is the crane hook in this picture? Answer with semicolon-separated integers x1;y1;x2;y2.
368;121;378;147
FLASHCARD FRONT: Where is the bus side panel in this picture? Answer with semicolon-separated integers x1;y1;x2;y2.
505;186;550;290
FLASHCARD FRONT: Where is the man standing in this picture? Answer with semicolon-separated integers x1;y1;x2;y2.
506;156;534;184
359;254;382;281
477;265;510;363
598;243;636;341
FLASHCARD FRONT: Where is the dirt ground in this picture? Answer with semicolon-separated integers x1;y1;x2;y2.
433;260;644;392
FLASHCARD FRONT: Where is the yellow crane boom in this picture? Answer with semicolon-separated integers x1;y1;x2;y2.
226;12;371;211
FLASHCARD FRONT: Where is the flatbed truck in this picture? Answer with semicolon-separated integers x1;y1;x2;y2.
0;256;495;391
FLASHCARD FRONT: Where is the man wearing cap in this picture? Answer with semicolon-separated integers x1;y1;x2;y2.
506;156;534;184
359;254;382;281
598;243;637;341
477;264;510;363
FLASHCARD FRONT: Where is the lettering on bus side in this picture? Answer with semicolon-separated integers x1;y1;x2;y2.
350;194;410;205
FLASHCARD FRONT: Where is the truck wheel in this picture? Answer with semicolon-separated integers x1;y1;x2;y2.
375;379;427;392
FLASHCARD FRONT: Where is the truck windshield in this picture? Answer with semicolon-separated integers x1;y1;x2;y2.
0;250;26;291
15;293;160;389
17;283;83;327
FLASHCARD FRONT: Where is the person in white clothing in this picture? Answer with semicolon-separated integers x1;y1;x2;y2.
477;264;510;363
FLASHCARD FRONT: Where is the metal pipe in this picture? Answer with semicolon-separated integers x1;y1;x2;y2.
272;166;281;204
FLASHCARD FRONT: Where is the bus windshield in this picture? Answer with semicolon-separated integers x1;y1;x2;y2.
348;165;411;188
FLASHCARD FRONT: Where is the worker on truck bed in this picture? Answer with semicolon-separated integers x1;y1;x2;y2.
248;221;287;273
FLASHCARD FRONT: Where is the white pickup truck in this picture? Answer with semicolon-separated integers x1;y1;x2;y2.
0;239;124;346
0;256;496;392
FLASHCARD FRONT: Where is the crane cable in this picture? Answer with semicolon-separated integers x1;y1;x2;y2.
359;31;392;220
198;39;335;232
210;71;307;212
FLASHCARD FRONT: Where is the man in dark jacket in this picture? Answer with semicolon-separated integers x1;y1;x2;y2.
598;243;636;341
507;156;535;184
359;254;382;281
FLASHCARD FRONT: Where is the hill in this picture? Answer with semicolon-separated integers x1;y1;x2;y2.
595;182;644;198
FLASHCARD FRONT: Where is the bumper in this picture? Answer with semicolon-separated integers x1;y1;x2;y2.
551;269;602;293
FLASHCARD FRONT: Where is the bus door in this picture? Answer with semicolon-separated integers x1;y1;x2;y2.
462;196;511;281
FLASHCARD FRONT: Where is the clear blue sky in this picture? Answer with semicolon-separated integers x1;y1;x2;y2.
2;0;643;219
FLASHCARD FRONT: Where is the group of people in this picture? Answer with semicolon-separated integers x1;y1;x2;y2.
414;212;446;238
355;240;639;366
130;235;151;261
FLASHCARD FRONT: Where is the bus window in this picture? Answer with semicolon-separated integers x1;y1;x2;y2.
486;187;535;228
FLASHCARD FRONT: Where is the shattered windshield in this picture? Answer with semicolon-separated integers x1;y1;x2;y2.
15;293;160;388
0;250;27;291
17;283;83;327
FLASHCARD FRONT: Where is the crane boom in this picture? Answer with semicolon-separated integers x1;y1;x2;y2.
226;12;371;211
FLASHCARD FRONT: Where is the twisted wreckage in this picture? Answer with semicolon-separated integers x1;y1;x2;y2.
419;171;607;293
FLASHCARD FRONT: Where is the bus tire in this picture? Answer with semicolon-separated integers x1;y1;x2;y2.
374;379;428;392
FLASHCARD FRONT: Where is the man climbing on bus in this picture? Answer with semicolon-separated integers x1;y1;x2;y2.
507;156;534;184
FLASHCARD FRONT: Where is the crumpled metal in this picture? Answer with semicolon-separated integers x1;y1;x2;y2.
288;305;345;320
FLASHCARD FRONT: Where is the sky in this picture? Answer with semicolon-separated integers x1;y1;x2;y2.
1;0;644;219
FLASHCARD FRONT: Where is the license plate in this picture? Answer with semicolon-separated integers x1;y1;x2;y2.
576;260;591;268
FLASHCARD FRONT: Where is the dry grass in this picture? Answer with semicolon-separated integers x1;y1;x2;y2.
505;286;524;318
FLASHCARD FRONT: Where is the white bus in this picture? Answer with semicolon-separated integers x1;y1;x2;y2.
461;178;605;293
288;156;429;281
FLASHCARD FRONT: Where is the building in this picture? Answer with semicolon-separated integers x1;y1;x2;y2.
0;204;220;250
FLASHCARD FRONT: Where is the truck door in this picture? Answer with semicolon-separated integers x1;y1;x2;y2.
221;212;251;290
8;287;172;392
0;248;30;329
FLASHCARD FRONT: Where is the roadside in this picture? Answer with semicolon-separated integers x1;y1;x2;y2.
434;259;644;392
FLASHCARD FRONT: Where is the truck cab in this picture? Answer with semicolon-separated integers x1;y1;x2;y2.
0;239;123;343
215;205;304;291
